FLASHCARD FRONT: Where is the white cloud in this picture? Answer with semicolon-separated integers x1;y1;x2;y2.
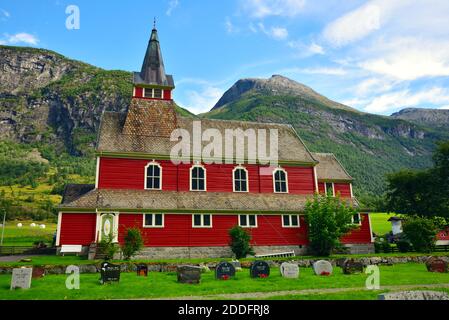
355;77;396;96
1;33;39;45
281;66;347;76
258;23;288;40
225;17;239;34
242;0;306;18
1;9;10;18
364;87;449;113
288;40;324;57
185;86;224;114
166;0;179;16
439;106;449;110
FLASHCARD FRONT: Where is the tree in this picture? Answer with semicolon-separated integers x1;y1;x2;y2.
305;194;359;256
121;228;144;260
402;216;437;253
229;226;254;259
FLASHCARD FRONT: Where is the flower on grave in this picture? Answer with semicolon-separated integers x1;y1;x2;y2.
221;275;230;280
320;271;330;276
258;274;268;278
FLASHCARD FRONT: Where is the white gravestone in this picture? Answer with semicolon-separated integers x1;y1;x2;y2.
280;262;299;278
313;260;333;276
11;267;32;290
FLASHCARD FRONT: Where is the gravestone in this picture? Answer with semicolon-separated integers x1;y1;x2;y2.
313;260;333;276
342;259;364;274
100;262;121;284
250;261;270;278
177;266;201;284
10;267;32;290
425;257;448;273
231;260;242;271
379;290;449;300
32;267;46;278
280;262;299;279
136;264;148;277
215;261;236;280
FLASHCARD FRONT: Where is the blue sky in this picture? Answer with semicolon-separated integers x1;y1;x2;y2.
1;0;449;115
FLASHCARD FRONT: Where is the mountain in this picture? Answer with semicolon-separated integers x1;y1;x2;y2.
391;108;449;129
203;75;449;196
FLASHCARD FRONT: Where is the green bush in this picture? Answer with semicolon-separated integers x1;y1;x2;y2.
381;240;392;253
229;226;254;259
403;216;437;253
121;228;144;260
396;239;411;253
98;234;119;260
305;194;358;256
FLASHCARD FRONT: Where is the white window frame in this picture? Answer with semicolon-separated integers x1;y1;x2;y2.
190;164;207;191
273;168;289;193
143;213;165;228
351;213;362;225
143;88;164;99
239;214;258;228
281;215;300;228
232;166;249;193
144;161;162;190
324;182;335;197
192;214;213;228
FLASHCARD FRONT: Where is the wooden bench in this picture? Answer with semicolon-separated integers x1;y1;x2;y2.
255;251;295;259
60;245;83;256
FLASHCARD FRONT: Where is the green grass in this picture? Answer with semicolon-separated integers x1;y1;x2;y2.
369;212;395;235
0;220;56;246
0;263;448;300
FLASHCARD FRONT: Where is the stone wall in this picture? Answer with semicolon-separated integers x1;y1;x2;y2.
344;243;375;255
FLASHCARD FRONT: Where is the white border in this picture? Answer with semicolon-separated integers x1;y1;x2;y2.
56;212;62;246
232;166;249;193
142;213;165;228
281;214;300;228
97;212;119;242
351;213;362;226
144;161;163;190
324;182;335;197
367;213;374;243
190;164;207;191
350;183;354;198
191;214;213;228
238;214;258;228
95;156;100;189
313;166;319;193
273;167;289;194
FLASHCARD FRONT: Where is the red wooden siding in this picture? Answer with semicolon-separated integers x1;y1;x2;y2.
118;213;307;247
133;87;143;98
318;182;325;194
99;158;316;194
163;89;172;100
59;213;96;245
334;183;352;198
340;214;372;244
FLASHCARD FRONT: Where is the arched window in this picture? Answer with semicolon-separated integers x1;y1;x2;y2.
273;168;288;193
233;166;249;192
145;162;162;190
190;165;206;191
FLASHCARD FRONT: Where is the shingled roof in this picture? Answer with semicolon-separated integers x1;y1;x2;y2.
97;102;317;164
59;188;358;212
61;184;95;204
312;153;353;182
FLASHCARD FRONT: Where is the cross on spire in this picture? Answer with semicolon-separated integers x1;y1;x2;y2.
153;17;156;30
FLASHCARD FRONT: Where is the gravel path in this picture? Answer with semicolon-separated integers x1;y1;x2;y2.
147;283;449;300
0;255;34;262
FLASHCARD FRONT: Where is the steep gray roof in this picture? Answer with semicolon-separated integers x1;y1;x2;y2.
134;28;174;88
312;153;353;182
62;184;95;204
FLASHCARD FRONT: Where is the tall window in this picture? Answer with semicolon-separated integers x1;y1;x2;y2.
190;165;206;191
233;167;248;192
273;168;288;193
143;213;164;228
192;214;212;228
325;182;334;197
352;213;362;225
239;215;257;228
145;162;162;190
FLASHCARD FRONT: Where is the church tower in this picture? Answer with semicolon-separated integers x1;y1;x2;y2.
123;24;178;138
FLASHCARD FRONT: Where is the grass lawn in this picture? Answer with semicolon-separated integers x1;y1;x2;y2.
369;213;394;235
0;263;448;300
0;220;57;246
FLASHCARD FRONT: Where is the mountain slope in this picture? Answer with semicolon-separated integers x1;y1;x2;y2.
203;76;449;195
391;108;449;129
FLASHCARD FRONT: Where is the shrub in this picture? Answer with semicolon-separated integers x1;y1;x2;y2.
229;226;254;259
305;194;358;256
396;239;411;253
121;228;144;260
98;234;119;260
403;216;437;253
381;240;392;253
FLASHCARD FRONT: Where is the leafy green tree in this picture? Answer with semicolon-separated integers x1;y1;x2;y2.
228;226;254;259
402;216;437;253
121;228;144;260
305;194;359;256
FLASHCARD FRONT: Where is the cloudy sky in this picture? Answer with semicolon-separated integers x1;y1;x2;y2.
1;0;449;115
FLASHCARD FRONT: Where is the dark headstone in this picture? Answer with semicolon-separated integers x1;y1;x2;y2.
177;265;201;284
250;261;270;278
342;259;364;274
136;264;148;277
32;267;46;278
215;261;236;280
426;257;448;273
100;262;121;284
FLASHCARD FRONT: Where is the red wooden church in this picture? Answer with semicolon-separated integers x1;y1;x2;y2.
57;27;374;258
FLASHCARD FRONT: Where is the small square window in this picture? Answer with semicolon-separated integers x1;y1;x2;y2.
192;214;212;228
153;88;162;99
282;215;300;228
144;213;164;227
144;88;153;98
239;215;257;227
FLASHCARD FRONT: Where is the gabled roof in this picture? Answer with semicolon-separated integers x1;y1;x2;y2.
61;184;95;204
59;188;358;213
312;153;353;182
134;28;174;88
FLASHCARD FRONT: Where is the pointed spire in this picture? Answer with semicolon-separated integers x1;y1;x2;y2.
134;24;174;88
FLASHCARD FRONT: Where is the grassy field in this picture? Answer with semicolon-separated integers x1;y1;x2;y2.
0;220;56;246
0;263;448;300
369;213;394;235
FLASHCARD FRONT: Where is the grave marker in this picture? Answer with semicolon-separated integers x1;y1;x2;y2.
425;257;448;273
100;262;121;284
342;259;364;274
136;264;148;277
280;262;299;278
10;267;32;290
177;265;201;284
313;260;333;276
250;261;270;278
215;261;236;280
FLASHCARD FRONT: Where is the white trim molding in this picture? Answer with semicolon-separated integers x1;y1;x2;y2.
191;214;213;228
350;183;354;198
56;212;63;246
239;214;258;228
281;214;300;228
232;165;249;193
144;161;163;190
273;167;289;194
190;164;207;191
95;157;100;189
313;166;319;193
143;213;165;228
367;213;375;243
